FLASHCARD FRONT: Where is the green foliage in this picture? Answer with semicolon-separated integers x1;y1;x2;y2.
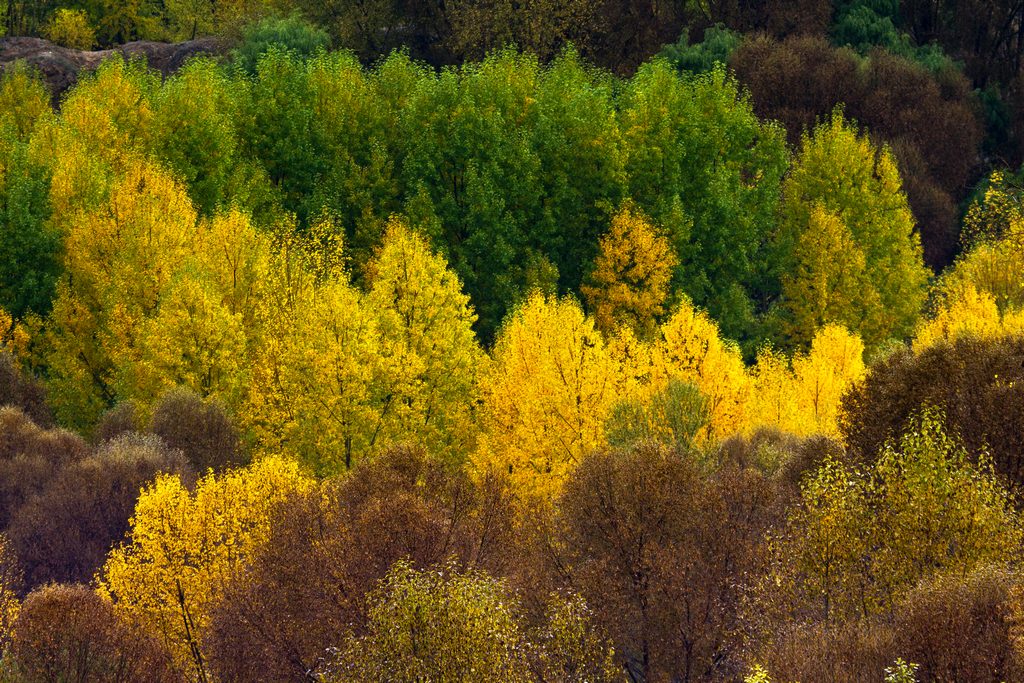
620;61;788;350
330;560;533;682
0;142;57;319
231;14;330;76
605;379;709;453
831;4;960;75
884;659;920;683
776;111;928;349
659;25;742;75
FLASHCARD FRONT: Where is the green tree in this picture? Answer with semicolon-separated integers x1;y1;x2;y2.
619;61;788;349
231;14;330;75
531;49;625;293
777;110;928;349
0;140;57;318
397;51;545;338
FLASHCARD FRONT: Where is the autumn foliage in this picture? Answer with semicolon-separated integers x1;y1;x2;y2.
1;13;1024;680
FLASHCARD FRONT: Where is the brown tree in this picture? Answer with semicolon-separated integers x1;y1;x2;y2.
840;335;1024;487
10;584;177;683
7;434;192;589
518;444;786;682
205;446;516;682
0;407;87;530
149;387;246;473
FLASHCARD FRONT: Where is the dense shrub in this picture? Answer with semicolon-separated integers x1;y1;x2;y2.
0;407;87;529
0;352;52;428
841;335;1024;487
9;584;177;683
149;388;245;472
7;433;192;588
92;401;141;444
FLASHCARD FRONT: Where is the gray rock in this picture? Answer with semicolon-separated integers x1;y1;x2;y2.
0;36;223;104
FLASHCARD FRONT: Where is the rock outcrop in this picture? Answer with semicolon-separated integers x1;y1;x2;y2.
0;36;222;103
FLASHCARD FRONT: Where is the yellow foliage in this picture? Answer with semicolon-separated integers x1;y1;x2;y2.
29;58;156;219
47;162;266;429
0;63;53;142
246;219;482;474
780;205;878;348
475;293;623;498
246;252;382;473
649;299;749;442
0;306;30;360
791;324;865;437
914;284;1006;351
100;456;313;676
365;219;484;461
0;535;19;650
936;232;1024;315
749;346;800;434
916;201;1024;351
962;170;1024;247
749;324;865;438
44;8;97;50
581;203;677;338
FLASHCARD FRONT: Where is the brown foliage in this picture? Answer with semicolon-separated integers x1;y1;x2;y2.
92;401;141;444
519;444;786;682
0;407;87;530
840;335;1024;488
0;352;52;428
10;584;177;683
760;566;1022;682
7;433;192;589
897;566;1021;681
205;446;516;682
149;388;246;473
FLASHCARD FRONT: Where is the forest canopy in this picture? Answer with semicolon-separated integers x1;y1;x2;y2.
1;1;1024;681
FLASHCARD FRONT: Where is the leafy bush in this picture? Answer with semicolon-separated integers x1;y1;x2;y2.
43;9;96;50
9;584;176;682
231;15;329;76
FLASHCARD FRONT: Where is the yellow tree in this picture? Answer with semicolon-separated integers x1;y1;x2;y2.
475;293;623;499
45;161;198;429
100;456;313;678
649;298;749;442
29;58;158;220
46;162;264;430
244;231;382;474
749;346;799;434
0;62;53;142
581;203;677;338
913;283;1024;351
791;324;866;437
365;219;484;462
779;205;878;349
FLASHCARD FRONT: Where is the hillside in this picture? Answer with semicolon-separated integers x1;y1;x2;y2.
0;3;1022;682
